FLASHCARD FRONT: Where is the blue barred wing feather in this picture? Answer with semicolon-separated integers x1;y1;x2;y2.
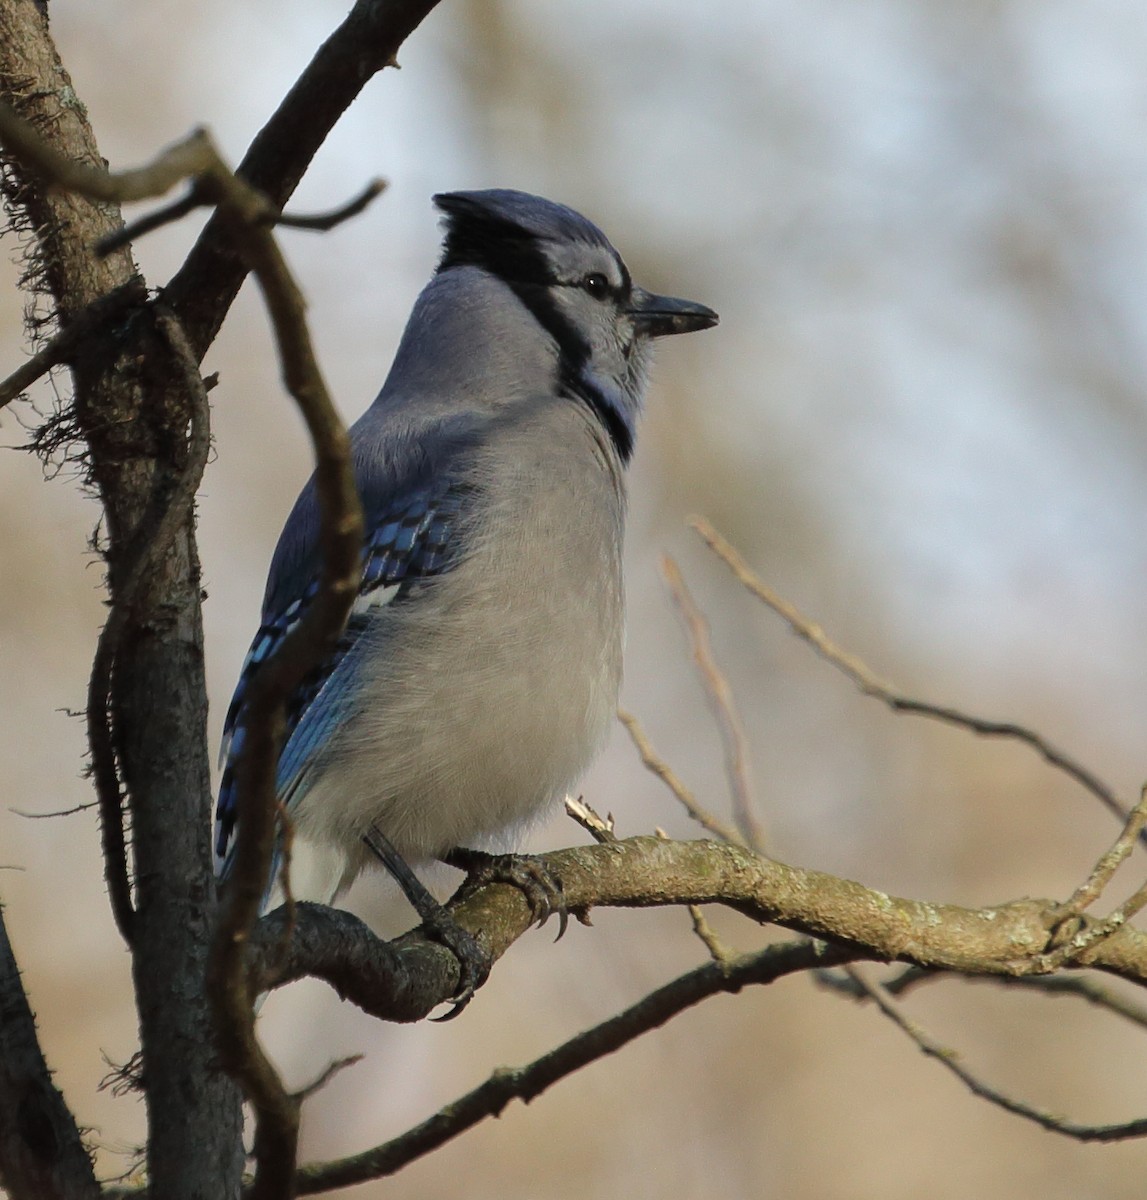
214;482;471;876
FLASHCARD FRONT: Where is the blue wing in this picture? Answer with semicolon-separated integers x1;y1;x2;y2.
214;481;472;877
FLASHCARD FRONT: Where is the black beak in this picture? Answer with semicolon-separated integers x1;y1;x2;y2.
629;287;719;338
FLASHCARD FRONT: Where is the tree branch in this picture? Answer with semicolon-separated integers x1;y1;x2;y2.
242;837;1147;1031
0;904;98;1200
293;938;858;1195
691;516;1137;836
661;554;765;850
842;964;1147;1142
0;283;139;409
0;13;246;1195
164;0;445;359
617;709;742;845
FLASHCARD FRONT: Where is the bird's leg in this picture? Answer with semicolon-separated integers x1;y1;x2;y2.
443;847;568;941
362;824;490;1018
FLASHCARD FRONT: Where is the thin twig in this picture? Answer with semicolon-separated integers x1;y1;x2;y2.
564;795;617;844
661;554;765;851
690;516;1136;836
296;1055;365;1102
293;939;859;1194
617;709;743;845
0;282;141;410
10;800;98;819
97;187;202;256
1057;784;1147;919
820;966;1147;1033
841;965;1147;1141
273;179;387;231
1032;871;1147;975
98;178;386;257
688;905;734;966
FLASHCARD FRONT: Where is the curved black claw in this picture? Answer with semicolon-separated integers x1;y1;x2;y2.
423;912;492;1021
444;848;568;941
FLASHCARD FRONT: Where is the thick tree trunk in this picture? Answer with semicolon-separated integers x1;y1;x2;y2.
0;3;244;1195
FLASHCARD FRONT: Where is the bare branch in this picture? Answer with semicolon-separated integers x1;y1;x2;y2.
10;801;98;819
164;0;446;359
690;516;1136;835
819;966;1147;1033
273;178;387;231
842;965;1147;1142
688;905;735;965
0;105;213;202
564;795;617;844
296;1056;365;1103
617;709;743;845
1057;784;1147;918
81;306;212;947
294;938;859;1194
0;283;139;409
97;177;387;258
661;555;765;851
241;837;1147;1028
95;188;202;256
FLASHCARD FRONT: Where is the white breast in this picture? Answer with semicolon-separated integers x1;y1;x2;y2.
288;397;626;899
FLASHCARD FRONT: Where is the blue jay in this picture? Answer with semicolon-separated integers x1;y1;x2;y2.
216;190;717;945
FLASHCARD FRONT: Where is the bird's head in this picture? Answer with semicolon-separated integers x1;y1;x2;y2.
433;189;717;462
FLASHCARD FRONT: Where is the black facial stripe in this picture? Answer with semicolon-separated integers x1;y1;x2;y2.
564;374;634;463
437;207;634;461
506;280;633;464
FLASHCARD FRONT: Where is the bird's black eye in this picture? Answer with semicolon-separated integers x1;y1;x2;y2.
582;272;611;299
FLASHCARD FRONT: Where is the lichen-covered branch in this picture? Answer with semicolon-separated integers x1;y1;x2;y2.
241;836;1147;1031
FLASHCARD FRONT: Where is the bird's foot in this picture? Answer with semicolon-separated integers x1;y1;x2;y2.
362;824;490;1018
418;909;491;1021
444;847;568;941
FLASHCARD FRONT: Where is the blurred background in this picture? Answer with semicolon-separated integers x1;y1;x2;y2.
3;1;1147;1196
